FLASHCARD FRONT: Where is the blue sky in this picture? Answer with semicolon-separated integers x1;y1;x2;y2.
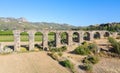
0;0;120;26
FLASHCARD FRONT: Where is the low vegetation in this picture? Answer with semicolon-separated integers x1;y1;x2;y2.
83;55;99;64
48;52;60;61
108;37;120;55
48;46;67;61
88;43;98;54
82;63;93;72
59;59;75;73
49;46;67;52
74;42;99;72
59;60;74;69
74;42;98;55
48;46;75;73
74;45;90;55
79;55;99;72
19;47;28;52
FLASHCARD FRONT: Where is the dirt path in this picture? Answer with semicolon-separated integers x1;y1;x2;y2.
0;52;70;73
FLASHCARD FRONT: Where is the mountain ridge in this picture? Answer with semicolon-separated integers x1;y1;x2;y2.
0;17;75;30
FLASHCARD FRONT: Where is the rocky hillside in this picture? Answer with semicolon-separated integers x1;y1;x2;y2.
0;17;75;30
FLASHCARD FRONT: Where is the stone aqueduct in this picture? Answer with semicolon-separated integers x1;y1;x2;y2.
0;30;118;52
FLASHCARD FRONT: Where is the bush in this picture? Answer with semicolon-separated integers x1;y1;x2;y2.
20;47;27;52
48;40;56;47
59;59;74;69
48;52;59;61
108;37;117;44
83;56;99;64
88;43;98;54
82;41;87;45
108;37;120;55
50;46;67;52
49;47;58;52
58;52;63;57
74;45;90;55
83;63;93;71
60;46;67;52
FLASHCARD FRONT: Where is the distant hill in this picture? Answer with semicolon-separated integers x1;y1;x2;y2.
86;22;120;32
71;22;120;32
0;17;75;30
0;17;120;32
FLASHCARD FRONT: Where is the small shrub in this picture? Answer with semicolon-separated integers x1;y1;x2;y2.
83;63;93;71
88;43;98;54
82;41;87;45
59;59;74;69
83;56;99;64
49;46;67;52
74;45;90;55
108;37;117;44
58;52;63;57
20;47;27;52
108;37;120;55
60;46;67;52
48;40;56;47
48;52;59;61
49;47;58;52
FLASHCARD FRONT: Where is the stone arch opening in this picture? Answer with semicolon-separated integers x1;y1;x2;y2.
0;30;14;51
20;32;29;50
20;32;29;42
73;32;79;43
104;32;110;37
48;32;56;47
0;30;14;42
2;45;14;53
34;32;43;50
84;32;90;41
94;32;100;39
61;32;68;45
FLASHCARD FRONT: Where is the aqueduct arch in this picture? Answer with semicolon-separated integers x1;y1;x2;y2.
0;30;117;52
83;32;90;41
94;32;100;39
61;32;69;45
73;32;80;43
104;32;110;37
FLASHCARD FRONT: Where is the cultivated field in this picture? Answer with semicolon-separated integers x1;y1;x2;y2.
0;35;54;42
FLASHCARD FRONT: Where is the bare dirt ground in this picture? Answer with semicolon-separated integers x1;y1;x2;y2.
0;52;70;73
93;57;120;73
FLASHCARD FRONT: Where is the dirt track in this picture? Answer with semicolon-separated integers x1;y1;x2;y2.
0;52;70;73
